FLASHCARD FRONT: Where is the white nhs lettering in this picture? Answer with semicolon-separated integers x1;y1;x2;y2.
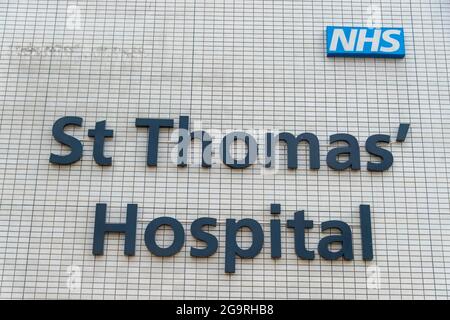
329;28;402;53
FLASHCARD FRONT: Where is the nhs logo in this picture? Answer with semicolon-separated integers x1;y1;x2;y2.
326;26;405;58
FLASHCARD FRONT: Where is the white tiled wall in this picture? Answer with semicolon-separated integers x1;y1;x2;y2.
0;0;449;299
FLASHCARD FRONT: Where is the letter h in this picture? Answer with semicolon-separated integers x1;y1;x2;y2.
92;203;138;256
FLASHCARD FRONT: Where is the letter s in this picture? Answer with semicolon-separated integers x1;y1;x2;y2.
380;29;401;53
365;134;393;172
49;116;83;165
190;217;218;257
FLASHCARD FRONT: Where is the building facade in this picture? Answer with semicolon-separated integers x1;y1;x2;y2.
0;0;449;299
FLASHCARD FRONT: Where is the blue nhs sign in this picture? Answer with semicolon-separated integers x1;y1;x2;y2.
326;26;405;58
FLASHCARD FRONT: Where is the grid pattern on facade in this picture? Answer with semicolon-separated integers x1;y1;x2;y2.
0;0;449;299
